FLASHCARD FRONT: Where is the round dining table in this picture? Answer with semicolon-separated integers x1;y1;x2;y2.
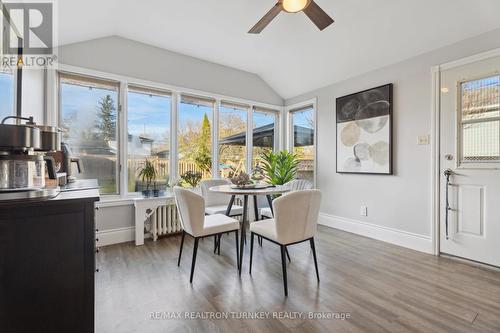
209;184;290;275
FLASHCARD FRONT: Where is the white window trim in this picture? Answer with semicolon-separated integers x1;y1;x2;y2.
49;64;284;202
285;98;318;188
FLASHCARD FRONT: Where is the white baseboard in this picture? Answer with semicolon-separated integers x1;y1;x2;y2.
318;213;433;254
97;227;151;246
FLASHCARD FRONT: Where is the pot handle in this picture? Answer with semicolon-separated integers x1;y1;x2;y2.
44;156;57;179
71;157;84;173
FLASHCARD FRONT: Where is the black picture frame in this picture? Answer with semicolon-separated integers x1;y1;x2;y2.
335;83;393;175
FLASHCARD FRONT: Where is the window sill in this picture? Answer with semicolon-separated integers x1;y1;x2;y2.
96;194;143;208
96;192;176;208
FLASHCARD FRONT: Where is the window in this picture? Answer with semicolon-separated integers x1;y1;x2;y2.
289;105;315;183
459;75;500;164
127;85;171;193
0;70;14;121
219;101;248;177
178;95;214;179
59;73;120;194
56;69;283;197
252;107;278;168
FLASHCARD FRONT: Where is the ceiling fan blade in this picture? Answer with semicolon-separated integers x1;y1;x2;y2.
248;3;283;34
303;1;334;31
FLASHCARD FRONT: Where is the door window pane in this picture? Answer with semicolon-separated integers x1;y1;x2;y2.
462;121;499;162
178;95;213;180
0;71;14;121
219;102;248;177
460;76;500;163
60;73;119;194
127;86;171;192
461;76;499;121
291;107;315;183
252;108;277;168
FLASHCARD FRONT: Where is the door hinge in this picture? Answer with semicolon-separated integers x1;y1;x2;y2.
118;105;123;112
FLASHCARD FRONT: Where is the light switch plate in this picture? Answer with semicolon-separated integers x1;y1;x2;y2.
417;135;430;145
360;205;368;217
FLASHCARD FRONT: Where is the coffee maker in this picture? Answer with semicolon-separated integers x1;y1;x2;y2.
0;116;60;201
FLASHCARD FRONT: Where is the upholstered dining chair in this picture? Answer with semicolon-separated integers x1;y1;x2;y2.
200;179;244;216
259;179;313;219
200;179;244;253
174;187;240;283
249;189;321;296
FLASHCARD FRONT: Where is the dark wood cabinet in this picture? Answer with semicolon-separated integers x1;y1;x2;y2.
0;190;99;333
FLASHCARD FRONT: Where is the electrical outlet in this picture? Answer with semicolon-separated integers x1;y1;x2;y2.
360;205;368;217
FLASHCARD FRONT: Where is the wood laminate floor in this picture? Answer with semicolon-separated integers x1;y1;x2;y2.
96;226;500;333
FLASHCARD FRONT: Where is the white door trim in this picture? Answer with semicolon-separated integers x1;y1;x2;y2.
430;47;500;256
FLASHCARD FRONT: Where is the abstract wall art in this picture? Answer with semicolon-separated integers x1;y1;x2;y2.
336;84;393;174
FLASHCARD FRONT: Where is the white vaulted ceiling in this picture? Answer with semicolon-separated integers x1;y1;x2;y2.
57;0;500;99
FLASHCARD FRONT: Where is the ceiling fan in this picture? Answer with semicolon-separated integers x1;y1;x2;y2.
248;0;334;34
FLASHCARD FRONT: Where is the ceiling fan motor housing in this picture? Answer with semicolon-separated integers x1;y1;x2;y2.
282;0;312;13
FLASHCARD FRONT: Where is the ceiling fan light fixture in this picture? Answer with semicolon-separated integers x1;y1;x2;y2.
282;0;310;13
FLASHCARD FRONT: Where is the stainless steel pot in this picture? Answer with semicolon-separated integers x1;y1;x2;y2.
0;116;40;151
0;123;40;151
35;126;62;152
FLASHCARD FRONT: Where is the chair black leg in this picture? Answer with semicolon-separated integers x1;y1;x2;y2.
310;238;320;282
235;230;240;270
258;236;262;247
177;230;185;266
217;234;221;255
190;237;199;283
214;234;222;254
280;245;288;296
285;247;291;262
249;233;255;274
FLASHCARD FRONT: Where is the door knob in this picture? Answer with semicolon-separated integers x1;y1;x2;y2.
445;154;454;161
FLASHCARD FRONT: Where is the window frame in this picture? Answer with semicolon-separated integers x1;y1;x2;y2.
457;74;500;169
286;99;317;188
53;64;284;200
126;84;173;194
58;71;122;195
251;106;280;168
218;101;250;174
177;93;216;179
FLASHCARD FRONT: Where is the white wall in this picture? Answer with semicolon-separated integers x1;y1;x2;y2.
57;36;283;105
286;29;500;250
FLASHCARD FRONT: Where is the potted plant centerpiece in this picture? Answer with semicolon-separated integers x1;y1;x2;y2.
261;150;299;186
180;170;203;191
138;158;157;197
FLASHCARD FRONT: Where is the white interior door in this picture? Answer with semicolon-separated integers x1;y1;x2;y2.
439;55;500;267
